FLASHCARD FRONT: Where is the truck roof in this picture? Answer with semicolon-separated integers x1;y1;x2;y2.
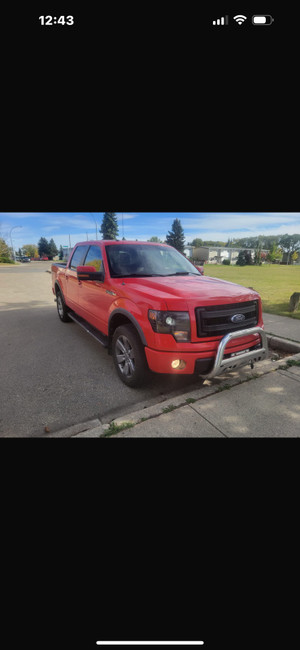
75;240;170;247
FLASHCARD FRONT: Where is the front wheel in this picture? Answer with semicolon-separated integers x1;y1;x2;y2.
112;324;150;387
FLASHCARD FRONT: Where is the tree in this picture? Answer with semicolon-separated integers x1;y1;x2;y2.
166;218;185;253
38;237;50;257
278;234;300;265
0;237;13;263
236;250;253;266
48;238;58;260
100;212;119;240
189;238;203;248
203;240;227;247
148;236;163;243
254;240;262;265
266;242;282;263
22;244;39;258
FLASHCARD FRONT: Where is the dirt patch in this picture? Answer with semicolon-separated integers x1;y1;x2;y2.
269;348;292;360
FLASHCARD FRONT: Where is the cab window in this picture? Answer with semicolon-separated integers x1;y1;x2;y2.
84;245;103;272
69;246;89;270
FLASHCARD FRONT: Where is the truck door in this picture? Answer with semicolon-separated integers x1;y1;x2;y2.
65;245;89;310
78;244;113;333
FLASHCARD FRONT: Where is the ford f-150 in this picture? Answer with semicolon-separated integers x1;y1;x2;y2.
52;240;268;387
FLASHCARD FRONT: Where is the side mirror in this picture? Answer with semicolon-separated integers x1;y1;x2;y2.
77;266;104;282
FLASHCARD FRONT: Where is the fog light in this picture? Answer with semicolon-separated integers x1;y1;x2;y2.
171;359;186;370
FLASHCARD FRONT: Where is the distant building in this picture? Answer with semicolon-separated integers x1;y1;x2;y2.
184;246;194;258
63;247;73;262
188;245;269;264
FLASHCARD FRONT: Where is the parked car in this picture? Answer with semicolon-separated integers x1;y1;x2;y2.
21;256;31;263
52;240;268;387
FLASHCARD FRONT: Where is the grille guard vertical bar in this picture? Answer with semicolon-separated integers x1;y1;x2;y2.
202;327;268;379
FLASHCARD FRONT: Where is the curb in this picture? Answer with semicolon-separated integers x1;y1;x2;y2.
110;350;300;433
46;346;300;438
43;419;104;438
266;334;300;354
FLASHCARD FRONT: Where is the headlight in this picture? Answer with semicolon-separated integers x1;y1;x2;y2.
148;310;191;342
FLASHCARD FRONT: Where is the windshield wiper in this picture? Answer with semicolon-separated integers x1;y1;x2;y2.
166;272;200;276
113;273;164;278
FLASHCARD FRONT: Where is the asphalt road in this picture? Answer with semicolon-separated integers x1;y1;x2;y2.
0;262;204;436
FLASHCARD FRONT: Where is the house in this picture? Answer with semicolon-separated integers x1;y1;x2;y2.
188;246;269;264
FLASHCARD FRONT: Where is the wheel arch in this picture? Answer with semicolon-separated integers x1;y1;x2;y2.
54;280;63;296
108;309;147;353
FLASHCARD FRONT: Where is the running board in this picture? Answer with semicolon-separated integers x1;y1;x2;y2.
68;312;108;348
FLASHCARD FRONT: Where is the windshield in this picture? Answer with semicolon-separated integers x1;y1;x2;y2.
105;244;201;278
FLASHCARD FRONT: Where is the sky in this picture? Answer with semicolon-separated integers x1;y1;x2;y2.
1;212;300;251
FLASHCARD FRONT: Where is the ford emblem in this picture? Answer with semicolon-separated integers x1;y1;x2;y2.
231;313;246;323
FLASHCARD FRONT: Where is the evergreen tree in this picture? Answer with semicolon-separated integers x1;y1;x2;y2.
100;212;119;240
48;238;58;260
38;237;50;257
166;218;185;253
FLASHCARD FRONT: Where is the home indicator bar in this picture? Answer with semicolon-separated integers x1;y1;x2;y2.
96;643;204;647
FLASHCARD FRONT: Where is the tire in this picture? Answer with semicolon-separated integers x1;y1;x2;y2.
112;324;150;387
56;289;71;322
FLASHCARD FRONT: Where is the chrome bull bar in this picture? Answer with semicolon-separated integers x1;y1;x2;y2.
201;327;269;379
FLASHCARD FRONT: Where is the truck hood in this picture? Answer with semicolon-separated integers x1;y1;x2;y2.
119;275;259;310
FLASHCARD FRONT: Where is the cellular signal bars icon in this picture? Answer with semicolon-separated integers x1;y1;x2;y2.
212;15;229;25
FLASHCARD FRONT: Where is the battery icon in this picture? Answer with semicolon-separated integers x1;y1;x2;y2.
252;15;274;25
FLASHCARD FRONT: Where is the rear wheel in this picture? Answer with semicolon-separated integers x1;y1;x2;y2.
112;324;150;387
56;289;71;322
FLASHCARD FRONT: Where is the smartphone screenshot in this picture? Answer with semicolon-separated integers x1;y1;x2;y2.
0;6;298;650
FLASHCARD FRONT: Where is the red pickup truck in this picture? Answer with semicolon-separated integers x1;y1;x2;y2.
52;240;268;387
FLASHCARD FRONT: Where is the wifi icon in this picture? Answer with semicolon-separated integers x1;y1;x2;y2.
233;14;247;25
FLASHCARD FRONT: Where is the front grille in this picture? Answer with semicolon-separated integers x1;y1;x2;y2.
195;300;259;338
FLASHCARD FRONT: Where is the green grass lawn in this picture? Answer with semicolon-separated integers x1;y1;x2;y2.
203;264;300;320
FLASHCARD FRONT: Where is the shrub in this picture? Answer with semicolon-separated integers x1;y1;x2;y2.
236;250;253;266
222;259;231;265
0;256;14;264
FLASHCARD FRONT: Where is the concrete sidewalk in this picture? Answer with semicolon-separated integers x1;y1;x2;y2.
263;312;300;343
50;312;300;438
112;362;300;437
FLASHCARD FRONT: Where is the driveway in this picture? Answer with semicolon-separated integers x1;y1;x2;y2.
0;263;204;436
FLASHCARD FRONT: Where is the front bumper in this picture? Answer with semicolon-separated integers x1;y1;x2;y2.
199;327;268;378
145;327;268;377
